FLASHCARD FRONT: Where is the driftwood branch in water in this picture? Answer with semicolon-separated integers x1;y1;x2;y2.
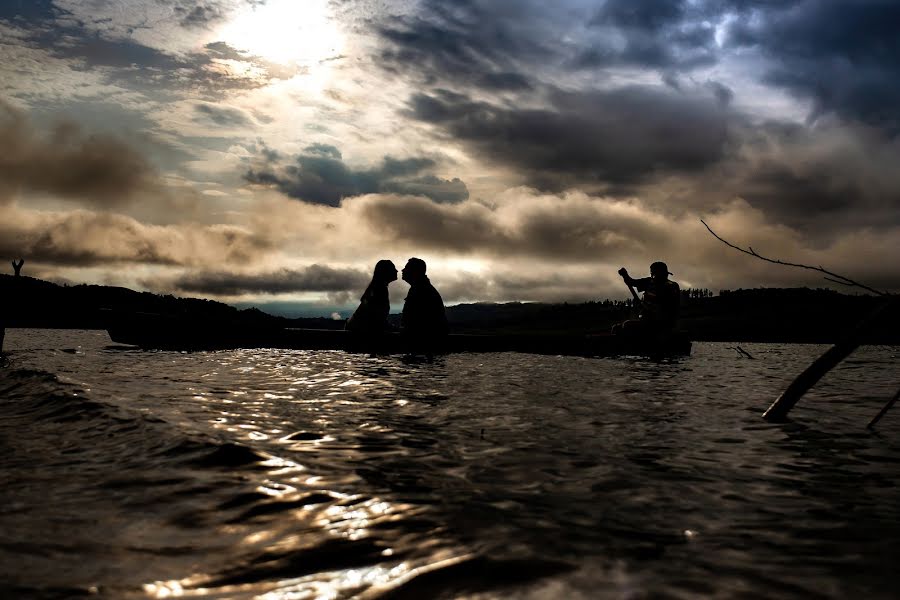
729;345;755;359
762;296;896;421
736;346;754;359
867;387;900;430
701;219;896;422
700;220;887;297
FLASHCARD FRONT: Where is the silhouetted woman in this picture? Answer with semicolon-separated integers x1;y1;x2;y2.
346;259;398;335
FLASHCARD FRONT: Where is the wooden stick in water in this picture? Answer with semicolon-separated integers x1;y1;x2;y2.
736;346;754;359
762;298;897;422
867;388;900;430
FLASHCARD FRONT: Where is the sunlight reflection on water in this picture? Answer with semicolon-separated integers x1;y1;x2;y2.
1;330;899;599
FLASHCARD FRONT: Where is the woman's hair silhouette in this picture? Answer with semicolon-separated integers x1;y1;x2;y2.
361;259;397;300
346;259;397;334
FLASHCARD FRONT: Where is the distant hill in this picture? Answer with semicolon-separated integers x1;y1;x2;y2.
0;275;339;331
1;275;897;344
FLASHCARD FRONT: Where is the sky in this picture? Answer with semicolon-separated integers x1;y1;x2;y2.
2;0;899;315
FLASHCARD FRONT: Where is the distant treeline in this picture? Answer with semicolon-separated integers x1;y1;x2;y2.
1;275;897;344
446;287;897;343
0;275;283;329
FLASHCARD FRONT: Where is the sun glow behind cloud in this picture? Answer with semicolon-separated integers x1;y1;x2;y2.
216;0;344;67
4;0;900;305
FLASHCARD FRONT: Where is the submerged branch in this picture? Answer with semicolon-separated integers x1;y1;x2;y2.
867;387;900;430
700;220;888;297
761;296;898;422
736;346;755;359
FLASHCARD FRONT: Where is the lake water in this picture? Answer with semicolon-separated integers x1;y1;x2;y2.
1;329;898;599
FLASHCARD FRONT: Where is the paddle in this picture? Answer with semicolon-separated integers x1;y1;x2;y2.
618;268;640;305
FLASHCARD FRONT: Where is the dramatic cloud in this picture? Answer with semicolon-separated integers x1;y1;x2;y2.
0;101;160;206
376;0;723;92
0;206;272;268
349;190;697;266
731;121;900;232
158;265;369;296
579;0;717;71
726;0;900;130
244;143;469;206
347;191;900;298
3;0;900;306
376;0;555;90
407;85;731;192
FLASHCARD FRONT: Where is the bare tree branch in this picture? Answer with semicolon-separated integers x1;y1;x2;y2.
700;219;889;297
701;218;896;423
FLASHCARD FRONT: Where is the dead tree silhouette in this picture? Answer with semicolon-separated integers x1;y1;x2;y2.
12;259;24;276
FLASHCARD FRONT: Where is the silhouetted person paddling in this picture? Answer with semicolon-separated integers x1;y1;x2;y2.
12;258;24;277
346;259;398;335
614;261;680;336
400;257;448;351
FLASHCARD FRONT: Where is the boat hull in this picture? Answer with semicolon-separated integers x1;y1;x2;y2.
106;314;691;357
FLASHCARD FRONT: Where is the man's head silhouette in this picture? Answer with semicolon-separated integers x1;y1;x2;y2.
402;257;427;284
650;261;672;280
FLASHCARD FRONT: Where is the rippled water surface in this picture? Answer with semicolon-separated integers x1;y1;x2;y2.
1;329;899;599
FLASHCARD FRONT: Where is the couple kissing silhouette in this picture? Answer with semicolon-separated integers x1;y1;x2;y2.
345;258;449;345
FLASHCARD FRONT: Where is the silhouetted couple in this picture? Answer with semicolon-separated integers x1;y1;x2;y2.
346;257;448;351
614;261;680;337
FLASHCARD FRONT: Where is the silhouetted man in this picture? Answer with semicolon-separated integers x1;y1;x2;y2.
615;261;680;335
401;257;448;348
12;258;24;277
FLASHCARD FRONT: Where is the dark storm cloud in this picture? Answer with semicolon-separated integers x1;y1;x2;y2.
407;85;730;191
166;265;369;295
376;0;723;92
244;143;469;206
725;0;900;130
378;0;899;119
376;0;556;90
577;0;717;71
0;0;57;24
592;0;686;31
729;121;900;232
381;0;900;224
0;101;159;206
706;80;734;107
